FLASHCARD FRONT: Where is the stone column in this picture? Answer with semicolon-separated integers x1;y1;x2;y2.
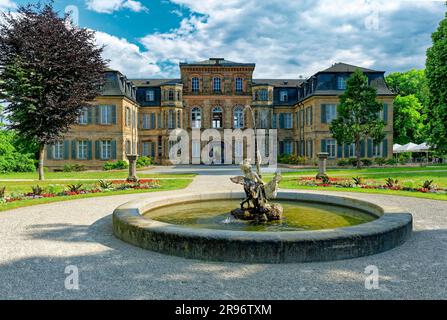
316;152;329;179
126;154;139;182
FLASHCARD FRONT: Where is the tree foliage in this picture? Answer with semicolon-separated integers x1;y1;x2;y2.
386;69;429;110
0;2;107;179
392;95;426;144
0;129;35;173
330;69;386;168
426;3;447;153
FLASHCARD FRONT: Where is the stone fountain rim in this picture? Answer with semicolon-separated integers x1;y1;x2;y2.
112;191;412;263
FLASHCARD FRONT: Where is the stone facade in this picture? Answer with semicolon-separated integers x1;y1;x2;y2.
45;59;394;170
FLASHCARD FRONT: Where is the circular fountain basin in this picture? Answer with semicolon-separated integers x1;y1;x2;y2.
112;191;412;263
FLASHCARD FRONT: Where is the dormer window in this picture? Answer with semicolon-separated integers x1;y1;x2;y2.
279;90;288;102
146;90;155;102
337;76;347;90
168;89;175;101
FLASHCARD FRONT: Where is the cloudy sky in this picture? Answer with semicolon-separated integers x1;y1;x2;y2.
1;0;445;78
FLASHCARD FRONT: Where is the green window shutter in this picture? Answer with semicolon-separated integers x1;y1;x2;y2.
47;145;53;160
344;144;349;158
88;106;94;124
111;105;117;124
88;141;93;160
383;139;388;157
95;141;101;159
310;107;313;125
111;140;117;160
151;142;155;158
72;141;77;159
367;139;373;158
279;141;284;155
151;113;156;129
279;114;284;129
360;140;366;157
64;141;70;160
95;106;100;124
383;104;388;123
337;143;343;158
321;139;327;153
321;105;327;124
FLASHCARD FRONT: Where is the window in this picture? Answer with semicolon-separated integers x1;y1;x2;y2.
258;89;268;101
168;110;175;129
373;142;383;157
326;139;336;158
213;77;221;92
323;104;337;123
177;111;181;128
78;107;88;125
282;113;293;129
125;108;131;127
306;107;312;125
235;78;243;92
337;76;347;90
191;77;199;92
259;110;269;129
272;113;277;129
212;107;223;128
279;90;288;102
191;107;201;128
101;141;112;160
100;105;113;125
77;140;88;160
347;143;356;158
53;142;63;160
142;142;150;156
145;90;155;102
306;140;313;158
284;141;293;155
142;114;150;129
168;89;175;101
233;106;244;129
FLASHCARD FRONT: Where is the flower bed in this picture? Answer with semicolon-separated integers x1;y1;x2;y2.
293;177;446;194
0;179;161;204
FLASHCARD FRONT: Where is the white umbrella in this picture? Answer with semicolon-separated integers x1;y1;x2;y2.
412;142;431;152
395;142;419;153
393;144;402;153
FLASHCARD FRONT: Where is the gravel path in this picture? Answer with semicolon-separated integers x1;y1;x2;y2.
0;174;446;300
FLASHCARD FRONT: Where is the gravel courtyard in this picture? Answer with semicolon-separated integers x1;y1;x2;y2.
0;174;446;299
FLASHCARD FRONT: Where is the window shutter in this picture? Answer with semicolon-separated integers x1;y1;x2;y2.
383;139;388;157
88;106;94;124
367;139;373;158
344;144;349;158
360;140;366;157
111;105;117;124
296;112;299;129
279;141;284;155
279;114;284;129
321;139;327;153
88;141;93;160
47;145;53;160
337;143;343;158
72;141;77;160
64;141;70;160
321;105;327;124
111;140;117;160
151;142;156;158
95;141;101;159
95;106;100;124
383;104;388;123
310;107;313;125
151;113;156;129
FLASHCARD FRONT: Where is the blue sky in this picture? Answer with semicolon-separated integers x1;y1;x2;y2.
1;0;445;78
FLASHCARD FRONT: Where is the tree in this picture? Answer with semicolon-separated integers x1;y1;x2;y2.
0;3;106;180
426;3;447;153
330;69;386;168
392;95;426;144
386;69;429;110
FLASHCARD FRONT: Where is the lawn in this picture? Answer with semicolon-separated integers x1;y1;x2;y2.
273;165;447;201
0;176;193;212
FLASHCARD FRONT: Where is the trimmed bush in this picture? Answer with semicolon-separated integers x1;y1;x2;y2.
361;158;373;166
385;158;398;165
136;156;153;168
374;157;386;166
337;159;349;167
63;164;86;172
103;160;129;171
278;154;306;165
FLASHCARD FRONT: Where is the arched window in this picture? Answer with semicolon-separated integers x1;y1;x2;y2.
213;77;221;92
233;106;244;129
235;78;243;93
191;107;201;128
191;77;199;92
212;107;223;128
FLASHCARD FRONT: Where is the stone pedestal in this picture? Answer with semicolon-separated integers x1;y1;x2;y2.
316;152;329;179
126;154;139;182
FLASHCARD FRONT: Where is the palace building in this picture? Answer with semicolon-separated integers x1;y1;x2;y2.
45;58;394;169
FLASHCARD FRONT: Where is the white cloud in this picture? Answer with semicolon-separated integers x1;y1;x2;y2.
86;0;148;14
135;0;445;78
95;31;161;78
0;0;16;10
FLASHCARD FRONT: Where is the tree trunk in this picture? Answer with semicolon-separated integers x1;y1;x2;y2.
38;144;45;181
356;138;361;169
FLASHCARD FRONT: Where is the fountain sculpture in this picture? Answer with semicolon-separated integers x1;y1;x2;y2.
230;158;283;223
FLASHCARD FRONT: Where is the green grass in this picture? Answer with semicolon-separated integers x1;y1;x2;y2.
0;178;192;212
275;165;447;201
0;170;196;180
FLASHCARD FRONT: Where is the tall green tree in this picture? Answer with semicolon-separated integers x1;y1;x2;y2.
0;3;106;180
426;3;447;153
386;69;429;109
392;95;426;144
330;69;386;168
